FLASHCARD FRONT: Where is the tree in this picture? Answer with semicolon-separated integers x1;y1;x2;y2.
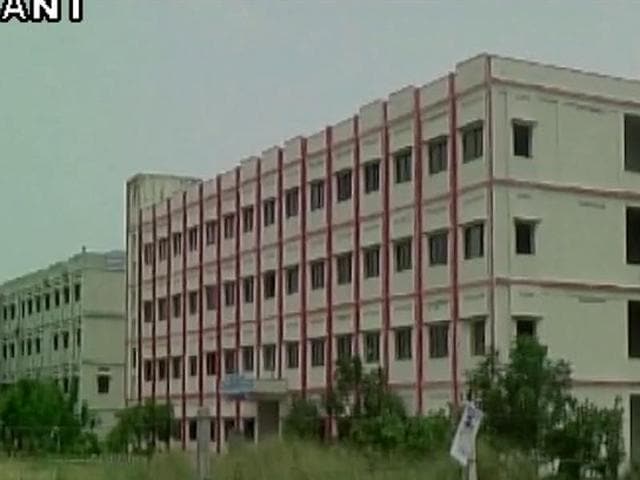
106;400;173;455
283;396;323;440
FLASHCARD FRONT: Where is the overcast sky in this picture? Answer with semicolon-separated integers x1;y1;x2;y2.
1;0;639;282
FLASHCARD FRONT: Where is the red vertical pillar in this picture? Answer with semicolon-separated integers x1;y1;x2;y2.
181;192;188;449
277;150;284;379
137;210;143;404
198;184;204;406
234;168;242;426
152;205;157;404
166;198;172;414
255;161;262;378
299;140;309;396
353;117;361;357
324;127;334;436
215;176;223;453
381;104;391;383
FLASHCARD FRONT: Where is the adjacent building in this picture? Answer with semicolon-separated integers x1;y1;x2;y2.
126;53;640;460
0;250;127;435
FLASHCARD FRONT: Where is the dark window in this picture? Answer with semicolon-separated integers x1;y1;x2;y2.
144;360;153;381
337;334;352;362
336;169;352;202
223;215;235;239
158;298;168;321
158;238;169;261
143;301;153;323
243;277;254;304
285;187;299;218
428;231;448;265
173;232;183;257
627;207;640;264
76;328;81;348
263;344;276;372
363;246;380;278
243;418;256;442
189;355;198;376
336;252;352;285
428;136;448;175
243;346;254;372
36;337;41;354
205;285;217;311
158;358;167;381
224;419;236;440
144;243;154;266
625;114;640;172
630;302;640;358
394;238;412;272
513;121;532;158
395;327;412;360
464;223;484;259
394;148;412;183
172;294;182;318
310;180;325;211
27;299;32;315
515;317;537;338
286;342;299;369
242;207;254;233
263;271;276;299
364;331;380;364
188;226;199;251
35;296;40;312
285;265;299;295
429;323;449;358
63;377;69;394
515;220;536;255
471;319;486;356
462;123;483;162
45;295;50;311
310;260;325;289
263;198;276;226
363;161;380;193
224;282;235;307
27;339;32;356
310;338;325;367
172;356;182;379
62;331;69;349
188;291;198;315
74;284;81;302
224;350;236;374
189;419;197;441
132;348;137;369
205;221;217;245
63;287;70;304
97;375;111;395
206;352;217;376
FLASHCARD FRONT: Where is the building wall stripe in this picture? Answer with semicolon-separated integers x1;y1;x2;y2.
198;183;205;406
166;198;172;416
277;149;285;379
151;205;157;404
352;116;361;358
234;168;242;426
215;176;223;453
255;161;263;378
324;126;334;437
181;191;188;449
485;57;497;354
381;103;391;383
300;139;309;396
137;209;143;404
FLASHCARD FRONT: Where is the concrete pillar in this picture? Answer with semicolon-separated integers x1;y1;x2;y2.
196;406;211;480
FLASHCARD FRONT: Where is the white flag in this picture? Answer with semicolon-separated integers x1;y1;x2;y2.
450;402;483;467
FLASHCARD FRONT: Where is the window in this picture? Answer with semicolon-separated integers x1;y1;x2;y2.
629;302;640;358
285;187;299;218
143;301;153;323
205;285;217;311
263;198;276;226
63;377;69;394
158;238;169;261
464;223;484;259
310;260;325;289
429;323;449;358
223;214;235;239
363;246;380;278
144;243;154;265
158;298;168;321
310;338;325;367
395;327;412;360
428;136;448;175
45;294;50;311
96;374;111;395
173;232;182;257
188;227;199;252
394;238;412;272
63;287;70;304
625;114;640;172
205;221;217;245
336;252;352;285
394;148;412;183
188;291;198;315
627;208;640;264
285;265;299;295
286;342;299;369
76;328;81;348
515;220;536;255
462;123;483;162
513;121;532;158
242;207;254;233
189;355;198;376
206;352;217;376
243;277;254;304
172;356;182;379
189;419;197;441
27;299;32;315
364;161;380;193
364;331;380;364
27;339;32;356
224;282;236;307
471;319;486;356
263;344;276;372
263;271;276;299
428;231;448;265
144;360;153;381
35;296;41;312
74;284;81;302
158;358;167;381
336;169;352;202
35;337;41;354
310;180;325;211
132;348;137;369
172;294;181;318
515;316;537;338
337;335;352;361
243;346;254;372
225;350;236;374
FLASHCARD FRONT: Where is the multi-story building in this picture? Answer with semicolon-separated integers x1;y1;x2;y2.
126;53;640;460
0;249;127;435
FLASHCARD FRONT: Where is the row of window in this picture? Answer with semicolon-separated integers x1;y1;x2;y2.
1;284;82;321
177;417;254;443
0;329;81;360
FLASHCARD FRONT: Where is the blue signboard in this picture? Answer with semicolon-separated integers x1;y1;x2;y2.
221;374;255;396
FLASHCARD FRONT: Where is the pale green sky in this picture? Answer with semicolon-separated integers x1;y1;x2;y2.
1;0;639;282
